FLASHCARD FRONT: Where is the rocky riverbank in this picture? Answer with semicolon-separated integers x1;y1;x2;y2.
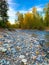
0;29;49;65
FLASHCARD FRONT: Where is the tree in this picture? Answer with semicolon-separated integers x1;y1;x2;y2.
32;7;44;30
0;0;8;27
15;6;45;30
44;3;49;26
16;12;24;28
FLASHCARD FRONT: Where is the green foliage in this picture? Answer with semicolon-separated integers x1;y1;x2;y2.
15;9;45;30
0;2;49;30
0;0;8;28
0;20;6;28
15;4;49;30
44;3;49;26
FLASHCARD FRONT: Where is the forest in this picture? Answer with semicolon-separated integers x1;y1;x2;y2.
0;0;49;30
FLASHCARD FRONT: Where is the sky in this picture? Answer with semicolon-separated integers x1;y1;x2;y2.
7;0;49;24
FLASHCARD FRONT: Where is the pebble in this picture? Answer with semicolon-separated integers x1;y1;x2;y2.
0;35;3;38
0;47;7;52
21;59;27;65
36;55;43;63
36;51;39;55
0;30;49;65
19;55;25;59
32;56;37;60
16;46;21;51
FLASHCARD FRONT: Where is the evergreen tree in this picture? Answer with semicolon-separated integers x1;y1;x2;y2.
0;0;8;24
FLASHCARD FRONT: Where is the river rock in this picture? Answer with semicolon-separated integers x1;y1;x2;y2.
19;55;25;59
0;35;3;38
21;59;27;65
0;30;49;65
47;47;49;53
1;59;6;64
0;47;7;53
32;55;37;60
16;46;21;51
36;51;39;55
0;42;3;45
0;59;10;65
36;55;43;63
